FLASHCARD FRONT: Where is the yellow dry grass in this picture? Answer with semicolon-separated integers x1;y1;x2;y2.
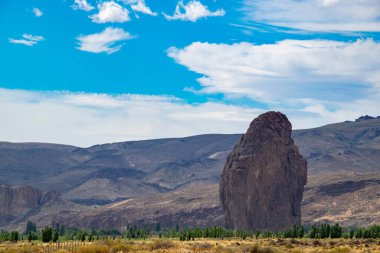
0;238;379;253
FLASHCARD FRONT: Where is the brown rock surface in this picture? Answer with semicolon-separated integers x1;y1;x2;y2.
220;111;307;231
0;185;42;226
50;184;223;230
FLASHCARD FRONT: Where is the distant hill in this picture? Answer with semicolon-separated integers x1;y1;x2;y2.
0;116;379;230
293;117;380;175
0;134;240;205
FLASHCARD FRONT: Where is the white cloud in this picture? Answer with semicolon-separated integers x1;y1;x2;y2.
76;27;134;54
1;87;380;147
8;39;36;46
32;8;43;17
242;0;380;32
168;39;380;103
0;88;259;147
168;39;380;126
90;1;130;23
72;0;95;11
163;0;225;22
124;0;157;16
23;34;44;42
8;34;45;46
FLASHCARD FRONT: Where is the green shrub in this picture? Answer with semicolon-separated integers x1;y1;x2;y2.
52;230;59;242
42;227;52;242
10;231;18;242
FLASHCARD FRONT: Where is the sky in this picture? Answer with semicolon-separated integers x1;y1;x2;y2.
0;0;380;147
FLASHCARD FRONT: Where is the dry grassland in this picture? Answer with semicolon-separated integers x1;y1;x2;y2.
0;238;379;253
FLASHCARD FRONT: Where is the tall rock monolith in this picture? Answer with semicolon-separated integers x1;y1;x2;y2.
220;111;307;231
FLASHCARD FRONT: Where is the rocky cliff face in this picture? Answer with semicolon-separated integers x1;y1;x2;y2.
220;112;307;231
0;185;83;230
0;185;42;226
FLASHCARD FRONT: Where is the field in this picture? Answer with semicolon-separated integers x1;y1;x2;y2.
1;238;380;253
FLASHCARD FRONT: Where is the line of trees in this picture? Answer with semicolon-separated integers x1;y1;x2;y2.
176;226;237;240
308;224;342;239
261;224;380;239
0;231;19;242
0;221;124;243
124;226;150;239
156;224;379;240
1;221;379;243
156;224;380;240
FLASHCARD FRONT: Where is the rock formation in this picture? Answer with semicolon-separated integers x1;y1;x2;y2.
220;111;307;231
0;185;78;230
0;185;42;226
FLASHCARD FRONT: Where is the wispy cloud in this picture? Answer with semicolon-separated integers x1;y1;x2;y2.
72;0;95;11
8;34;45;46
90;1;130;23
32;7;43;17
23;34;44;41
241;0;380;32
0;88;258;147
163;0;225;22
124;0;157;16
76;27;134;54
8;39;36;46
1;86;379;147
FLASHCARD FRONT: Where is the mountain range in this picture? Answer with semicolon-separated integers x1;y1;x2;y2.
0;115;379;231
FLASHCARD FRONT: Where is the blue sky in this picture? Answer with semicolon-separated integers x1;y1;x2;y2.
1;0;380;146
